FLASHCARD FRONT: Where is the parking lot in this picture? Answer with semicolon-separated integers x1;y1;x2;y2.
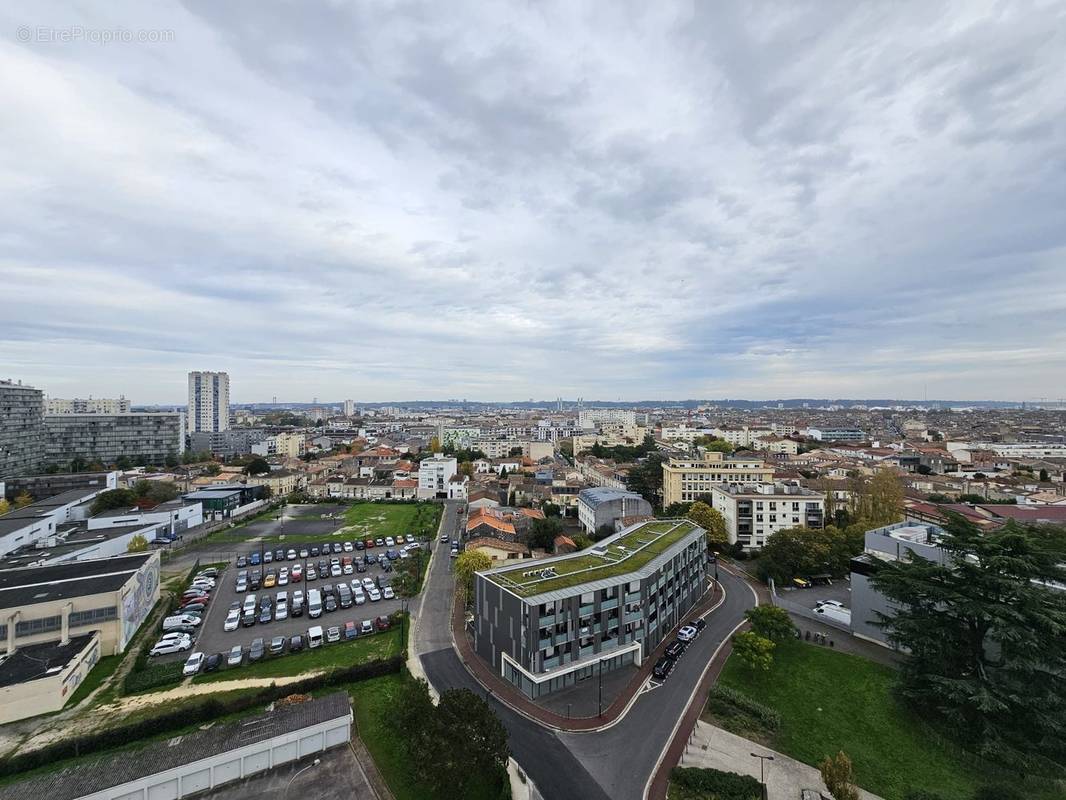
778;577;853;612
159;536;429;664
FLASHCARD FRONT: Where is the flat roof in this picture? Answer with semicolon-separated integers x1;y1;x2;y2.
0;693;352;800
483;519;700;599
0;552;155;611
0;634;96;688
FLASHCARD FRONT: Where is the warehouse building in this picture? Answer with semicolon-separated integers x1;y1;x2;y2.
577;487;653;535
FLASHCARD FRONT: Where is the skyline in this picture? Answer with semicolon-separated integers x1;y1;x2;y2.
3;2;1066;402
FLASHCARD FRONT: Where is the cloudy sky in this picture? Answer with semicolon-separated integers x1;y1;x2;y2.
2;2;1065;404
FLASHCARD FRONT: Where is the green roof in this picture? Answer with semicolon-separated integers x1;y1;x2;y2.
484;519;700;598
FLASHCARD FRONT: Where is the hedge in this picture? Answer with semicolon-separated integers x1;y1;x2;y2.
123;661;185;694
670;766;762;799
708;685;781;732
0;655;402;778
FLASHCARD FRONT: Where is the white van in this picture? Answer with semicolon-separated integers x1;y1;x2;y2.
307;588;323;619
307;625;324;649
815;604;852;625
162;614;201;630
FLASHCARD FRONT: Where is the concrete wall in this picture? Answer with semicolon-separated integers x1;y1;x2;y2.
0;633;100;725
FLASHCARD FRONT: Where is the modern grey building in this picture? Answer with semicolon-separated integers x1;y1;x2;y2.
0;379;45;477
473;519;707;699
577;487;653;535
43;413;185;467
188;429;267;458
849;521;952;647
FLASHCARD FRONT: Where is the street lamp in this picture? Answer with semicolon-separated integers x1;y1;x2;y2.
287;757;320;796
750;753;774;800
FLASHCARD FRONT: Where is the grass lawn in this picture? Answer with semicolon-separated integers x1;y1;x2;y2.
195;627;403;684
250;503;440;545
66;654;123;708
717;639;1057;800
346;673;507;800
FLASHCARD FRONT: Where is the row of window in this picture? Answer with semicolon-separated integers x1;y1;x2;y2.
3;606;118;639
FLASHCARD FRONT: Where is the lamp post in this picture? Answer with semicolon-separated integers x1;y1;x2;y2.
597;658;604;717
750;753;774;800
287;757;320;796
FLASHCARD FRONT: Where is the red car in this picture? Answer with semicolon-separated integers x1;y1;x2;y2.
291;564;303;582
364;539;375;549
374;616;391;632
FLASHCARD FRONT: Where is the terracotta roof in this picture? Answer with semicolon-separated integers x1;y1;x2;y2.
467;510;515;535
467;537;528;554
554;535;576;549
518;508;545;520
391;479;417;489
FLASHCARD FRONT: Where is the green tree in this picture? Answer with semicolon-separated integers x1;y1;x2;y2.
855;468;904;527
0;498;10;516
454;550;492;602
393;549;424;599
571;533;593;550
394;676;438;762
663;501;691;517
115;455;133;470
594;523;616;541
126;533;149;553
430;688;509;799
732;631;775;671
1039;468;1050;482
686;501;728;549
164;451;180;468
90;488;136;514
527;516;564;551
869;515;1066;765
626;451;665;509
69;456;88;473
244;457;271;476
744;606;796;642
204;462;222;476
508;446;524;457
542;502;561;518
819;751;859;800
133;480;179;505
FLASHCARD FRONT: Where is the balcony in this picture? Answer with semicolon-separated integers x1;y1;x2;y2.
601;597;619;610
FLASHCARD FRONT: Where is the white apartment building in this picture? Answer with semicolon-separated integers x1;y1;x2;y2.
578;409;636;429
660;424;714;442
251;432;305;458
187;371;230;433
711;482;826;550
946;441;1066;460
710;426;774;447
418;454;457;500
343;399;355;417
45;397;131;415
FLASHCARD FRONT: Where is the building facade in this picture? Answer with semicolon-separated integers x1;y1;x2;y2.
187;371;230;433
0;379;45;478
418;454;457;499
578;409;636;429
44;413;186;467
661;451;775;506
473;519;707;699
577;487;653;534
45;397;131;415
807;428;866;442
710;482;826;550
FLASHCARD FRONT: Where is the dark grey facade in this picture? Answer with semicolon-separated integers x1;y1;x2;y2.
43;413;185;467
188;429;267;458
0;380;45;478
473;521;707;699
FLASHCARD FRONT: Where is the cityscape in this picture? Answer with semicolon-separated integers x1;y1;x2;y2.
2;4;1066;800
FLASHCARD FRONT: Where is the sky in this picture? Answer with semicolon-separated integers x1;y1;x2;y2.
1;2;1065;404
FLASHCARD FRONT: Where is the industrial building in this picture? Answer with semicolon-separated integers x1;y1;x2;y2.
577;487;654;535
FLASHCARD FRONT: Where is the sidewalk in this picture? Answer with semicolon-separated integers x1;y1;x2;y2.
680;721;884;800
449;581;726;732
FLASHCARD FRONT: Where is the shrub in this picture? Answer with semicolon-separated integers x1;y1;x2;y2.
670;766;762;799
124;661;184;694
707;685;781;732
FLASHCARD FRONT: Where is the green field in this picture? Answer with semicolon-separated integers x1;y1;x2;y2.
253;502;441;544
347;674;507;800
717;639;1057;800
195;627;403;684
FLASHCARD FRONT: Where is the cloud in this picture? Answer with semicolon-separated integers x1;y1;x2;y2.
1;1;1064;402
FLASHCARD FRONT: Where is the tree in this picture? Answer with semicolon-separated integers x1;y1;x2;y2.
819;751;859;800
164;451;180;468
69;456;88;473
745;606;796;642
594;523;616;541
916;464;933;475
1039;468;1050;482
458;461;474;478
90;488;136;514
429;436;441;453
571;533;593;550
0;498;9;516
115;455;133;470
542;502;561;518
204;462;222;476
508;446;524;457
854;468;904;528
454;550;492;602
431;688;509;799
693;435;733;453
12;491;33;509
393;550;423;599
663;501;691;518
394;676;439;765
731;631;775;671
527;517;564;551
244;457;271;476
869;515;1066;765
126;533;149;553
626;452;665;509
686;501;728;549
132;480;179;506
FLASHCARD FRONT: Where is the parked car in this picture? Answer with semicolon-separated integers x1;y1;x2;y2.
236;555;247;568
249;552;261;566
306;566;317;581
406;541;421;551
360;619;374;635
366;553;378;564
354;540;365;551
263;550;273;564
292;597;304;617
344;621;358;640
235;577;248;593
441;533;450;542
332;543;342;554
249;638;265;661
677;625;698;642
307;626;324;649
382;586;395;600
150;638;191;656
310;546;320;557
353;589;366;605
180;602;207;615
326;626;341;643
395;535;405;545
275;602;288;621
364;539;375;549
385;537;395;548
227;645;243;666
652;656;674;680
204;652;223;672
263;573;277;589
269;635;286;655
242;611;256;628
343;541;354;552
299;548;309;558
324;595;338;613
356;561;367;573
367;587;381;602
159;631;191;643
258;607;272;624
450;547;459;558
274;548;285;562
224;610;240;631
291;564;303;582
289;634;304;652
694;618;707;633
374;616;391;631
287;549;297;561
163;614;201;631
182;652;205;676
374;538;384;547
664;640;686;660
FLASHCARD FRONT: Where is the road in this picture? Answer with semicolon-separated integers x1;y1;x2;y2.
412;503;756;800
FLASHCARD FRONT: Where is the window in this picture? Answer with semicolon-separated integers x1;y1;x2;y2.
16;616;61;637
70;607;118;627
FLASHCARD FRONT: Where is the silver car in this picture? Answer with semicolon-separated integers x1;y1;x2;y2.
227;645;243;666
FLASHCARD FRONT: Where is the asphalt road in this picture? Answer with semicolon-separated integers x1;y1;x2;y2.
410;499;463;658
412;500;757;800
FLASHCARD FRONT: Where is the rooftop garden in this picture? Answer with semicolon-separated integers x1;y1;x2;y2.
486;519;698;597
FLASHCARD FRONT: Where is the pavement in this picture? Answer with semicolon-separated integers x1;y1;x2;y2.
680;721;884;800
201;746;378;800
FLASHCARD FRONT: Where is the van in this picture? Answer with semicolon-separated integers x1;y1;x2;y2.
307;625;324;649
815;604;852;625
337;584;353;609
307;589;323;619
162;614;201;631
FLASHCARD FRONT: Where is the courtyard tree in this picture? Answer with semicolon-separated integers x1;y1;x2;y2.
731;631;775;672
454;550;492;602
244;457;271;476
126;533;149;553
0;499;9;516
819;751;859;800
744;606;796;642
869;514;1066;765
527;516;564;551
686;501;728;549
90;488;136;515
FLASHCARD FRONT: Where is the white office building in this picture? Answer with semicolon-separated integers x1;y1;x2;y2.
578;409;637;429
711;482;826;550
45;397;131;415
187;371;230;433
418;454;457;500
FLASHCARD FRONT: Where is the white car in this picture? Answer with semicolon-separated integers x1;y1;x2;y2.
382;586;395;600
150;637;191;656
277;567;289;586
276;602;289;621
354;590;366;605
163;614;202;630
450;547;459;558
367;587;382;602
405;541;421;551
227;645;243;667
224;609;241;632
343;541;354;552
159;631;190;642
182;652;205;676
361;577;375;591
190;579;216;589
293;589;304;604
330;564;342;578
385;537;395;547
398;550;410;559
816;600;846;610
677;625;698;642
342;564;354;575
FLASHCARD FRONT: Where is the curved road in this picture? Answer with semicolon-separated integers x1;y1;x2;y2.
415;510;757;800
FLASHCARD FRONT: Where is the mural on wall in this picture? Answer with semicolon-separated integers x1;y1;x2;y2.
121;558;159;648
